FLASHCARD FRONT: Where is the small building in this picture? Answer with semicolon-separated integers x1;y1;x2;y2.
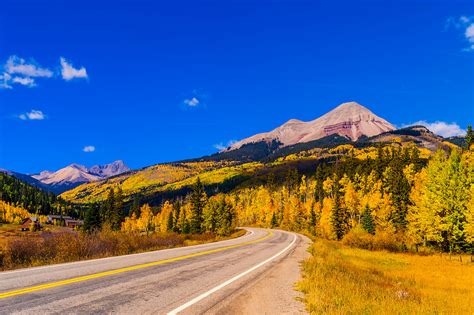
46;214;73;225
64;219;84;229
18;217;41;231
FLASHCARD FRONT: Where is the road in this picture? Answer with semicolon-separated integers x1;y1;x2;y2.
0;228;310;314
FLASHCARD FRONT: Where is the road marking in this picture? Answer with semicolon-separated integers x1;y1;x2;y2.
0;230;270;300
167;232;298;315
1;229;255;275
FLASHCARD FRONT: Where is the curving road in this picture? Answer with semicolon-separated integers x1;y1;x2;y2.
0;228;310;314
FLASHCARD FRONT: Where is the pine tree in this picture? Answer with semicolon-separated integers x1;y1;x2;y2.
466;125;473;150
102;188;115;227
111;187;124;230
190;178;206;234
173;201;181;232
271;211;278;228
361;204;375;234
130;197;141;218
330;197;344;240
167;209;174;232
83;204;101;232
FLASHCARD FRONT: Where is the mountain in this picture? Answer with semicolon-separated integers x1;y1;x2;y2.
228;101;395;151
0;168;50;190
60;102;463;206
30;160;130;193
88;160;130;177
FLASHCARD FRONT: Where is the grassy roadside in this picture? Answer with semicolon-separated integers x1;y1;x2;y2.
0;228;246;271
297;239;473;314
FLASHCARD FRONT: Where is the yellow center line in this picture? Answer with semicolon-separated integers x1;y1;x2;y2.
0;230;272;300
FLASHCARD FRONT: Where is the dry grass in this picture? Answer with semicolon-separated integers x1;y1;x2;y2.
0;228;246;271
298;239;474;314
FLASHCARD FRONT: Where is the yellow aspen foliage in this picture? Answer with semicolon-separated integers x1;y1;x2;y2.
0;200;31;224
137;204;154;235
154;201;173;233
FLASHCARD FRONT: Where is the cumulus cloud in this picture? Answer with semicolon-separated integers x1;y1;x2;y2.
0;73;12;89
18;109;46;121
60;57;88;81
183;97;200;107
403;121;466;138
12;76;36;87
446;16;474;51
214;140;237;151
5;55;53;78
1;55;52;89
83;146;96;153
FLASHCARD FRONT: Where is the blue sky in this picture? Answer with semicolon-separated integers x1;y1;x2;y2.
1;0;473;174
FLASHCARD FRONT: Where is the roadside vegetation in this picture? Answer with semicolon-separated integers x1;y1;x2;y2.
0;176;242;270
0;227;244;271
298;239;473;314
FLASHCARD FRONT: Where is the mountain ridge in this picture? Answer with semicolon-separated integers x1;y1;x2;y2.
228;101;395;150
1;160;130;194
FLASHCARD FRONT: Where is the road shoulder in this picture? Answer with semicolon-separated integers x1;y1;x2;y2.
207;233;311;315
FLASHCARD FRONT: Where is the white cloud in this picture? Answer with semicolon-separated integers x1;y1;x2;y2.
403;121;466;138
5;55;52;78
0;73;12;89
60;57;88;81
465;23;474;49
447;16;474;51
83;145;95;153
183;97;200;107
214;139;237;151
18;109;46;121
12;76;36;87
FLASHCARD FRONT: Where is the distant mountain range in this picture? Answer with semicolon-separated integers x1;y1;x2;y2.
1;101;466;200
1;160;129;194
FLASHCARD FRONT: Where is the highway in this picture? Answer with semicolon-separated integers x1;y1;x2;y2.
0;228;310;314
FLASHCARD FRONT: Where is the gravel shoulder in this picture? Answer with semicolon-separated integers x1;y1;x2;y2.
207;233;312;315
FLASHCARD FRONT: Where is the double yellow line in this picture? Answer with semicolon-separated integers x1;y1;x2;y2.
0;230;272;299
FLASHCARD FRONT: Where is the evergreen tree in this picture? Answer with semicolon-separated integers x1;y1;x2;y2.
330;197;344;240
83;204;101;232
111;187;124;230
130;197;141;218
466;125;473;150
190;178;206;233
361;204;375;234
102;188;115;226
172;201;181;232
271;211;278;228
167;209;174;232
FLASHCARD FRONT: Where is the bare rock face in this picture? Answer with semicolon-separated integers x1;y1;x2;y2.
228;102;395;150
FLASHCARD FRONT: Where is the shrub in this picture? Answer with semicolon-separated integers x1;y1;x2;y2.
342;226;405;252
0;229;217;270
342;226;374;250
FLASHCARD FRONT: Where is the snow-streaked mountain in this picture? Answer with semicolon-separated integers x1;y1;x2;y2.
88;160;129;177
30;160;130;193
228;102;395;150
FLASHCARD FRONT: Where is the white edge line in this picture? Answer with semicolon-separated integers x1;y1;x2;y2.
167;232;298;315
0;229;255;276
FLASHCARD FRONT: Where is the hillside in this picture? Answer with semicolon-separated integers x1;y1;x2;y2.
59;107;462;208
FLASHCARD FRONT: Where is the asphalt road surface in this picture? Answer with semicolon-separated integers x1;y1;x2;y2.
0;228;310;314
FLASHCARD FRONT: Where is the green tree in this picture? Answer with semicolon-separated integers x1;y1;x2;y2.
361;204;375;234
466;125;473;150
271;212;278;228
172;201;181;233
190;178;206;233
167;208;174;232
83;204;101;232
330;197;344;240
111;187;124;230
